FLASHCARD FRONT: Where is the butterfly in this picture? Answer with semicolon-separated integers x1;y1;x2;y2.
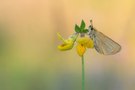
88;20;121;55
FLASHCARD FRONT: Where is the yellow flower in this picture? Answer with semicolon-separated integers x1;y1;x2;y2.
57;33;78;51
57;33;94;56
76;37;94;57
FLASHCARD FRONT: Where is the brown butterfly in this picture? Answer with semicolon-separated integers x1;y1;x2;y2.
88;20;121;55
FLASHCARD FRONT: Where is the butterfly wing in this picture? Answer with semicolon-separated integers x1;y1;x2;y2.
91;29;121;55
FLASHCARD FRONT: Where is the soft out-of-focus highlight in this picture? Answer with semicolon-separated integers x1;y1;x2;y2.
0;0;135;90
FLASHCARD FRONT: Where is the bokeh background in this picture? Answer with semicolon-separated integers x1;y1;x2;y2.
0;0;135;90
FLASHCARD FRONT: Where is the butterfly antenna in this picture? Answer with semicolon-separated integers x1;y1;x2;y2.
90;19;93;28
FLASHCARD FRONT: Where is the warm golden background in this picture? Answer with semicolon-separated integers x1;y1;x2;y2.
0;0;135;90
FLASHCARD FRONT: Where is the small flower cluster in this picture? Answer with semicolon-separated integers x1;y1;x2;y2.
57;20;94;57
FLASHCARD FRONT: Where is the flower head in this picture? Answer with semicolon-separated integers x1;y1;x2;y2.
57;20;94;57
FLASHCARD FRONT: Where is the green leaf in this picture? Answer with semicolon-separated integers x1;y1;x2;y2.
80;20;85;29
75;24;81;33
82;29;89;33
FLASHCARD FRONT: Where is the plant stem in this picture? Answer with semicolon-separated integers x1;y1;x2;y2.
82;55;85;90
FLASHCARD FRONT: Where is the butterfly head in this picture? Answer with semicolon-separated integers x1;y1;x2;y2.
88;20;94;34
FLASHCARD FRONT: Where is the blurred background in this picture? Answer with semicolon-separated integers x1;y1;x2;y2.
0;0;135;90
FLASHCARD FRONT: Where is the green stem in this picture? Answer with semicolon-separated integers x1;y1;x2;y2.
82;55;85;90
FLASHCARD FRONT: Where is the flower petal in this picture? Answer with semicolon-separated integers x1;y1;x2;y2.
57;39;74;51
77;37;89;45
77;37;94;48
76;44;86;57
86;38;94;48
